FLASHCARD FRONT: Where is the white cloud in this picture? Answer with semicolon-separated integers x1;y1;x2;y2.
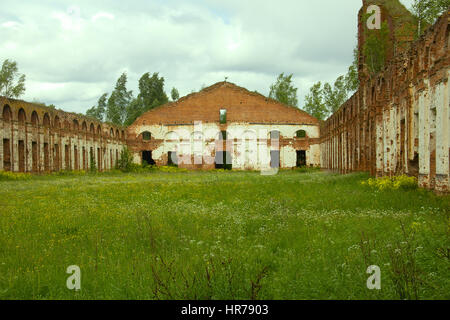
0;0;416;113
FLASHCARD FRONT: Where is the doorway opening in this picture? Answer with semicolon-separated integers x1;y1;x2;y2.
296;150;306;167
143;151;156;166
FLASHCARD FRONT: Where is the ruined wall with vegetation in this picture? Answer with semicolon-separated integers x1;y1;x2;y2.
320;5;449;192
0;97;127;173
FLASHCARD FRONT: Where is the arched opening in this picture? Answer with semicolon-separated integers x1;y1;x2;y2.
142;131;152;141
121;130;125;140
116;129;120;140
82;121;87;132
43;113;51;128
296;130;306;138
97;125;102;137
90;123;95;135
31;111;39;127
2;105;12;122
2;105;12;171
73;119;79;131
18;108;26;126
110;128;114;138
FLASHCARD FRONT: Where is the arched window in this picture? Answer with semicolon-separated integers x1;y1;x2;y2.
82;121;87;132
110;128;114;138
142;131;151;141
43;113;51;128
296;130;306;138
18;108;26;125
2;105;12;122
31;111;39;126
73;119;79;131
97;125;102;136
90;123;95;134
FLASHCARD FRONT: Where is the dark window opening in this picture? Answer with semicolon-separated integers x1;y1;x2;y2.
65;145;70;170
3;139;11;171
220;109;227;124
32;142;38;172
168;151;178;167
296;130;306;138
143;151;156;166
44;143;50;172
296;150;306;167
142;131;151;141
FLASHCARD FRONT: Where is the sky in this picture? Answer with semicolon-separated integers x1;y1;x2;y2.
0;0;415;114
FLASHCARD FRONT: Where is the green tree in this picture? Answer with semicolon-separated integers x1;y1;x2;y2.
171;87;180;101
124;72;169;126
269;73;298;107
323;76;348;115
363;21;390;76
86;93;108;121
345;47;359;92
303;82;328;121
0;59;26;99
412;0;450;36
106;73;133;126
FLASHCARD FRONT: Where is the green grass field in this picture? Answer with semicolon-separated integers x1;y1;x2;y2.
0;170;449;300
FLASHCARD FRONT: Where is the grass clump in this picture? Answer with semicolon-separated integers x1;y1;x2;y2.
361;175;418;191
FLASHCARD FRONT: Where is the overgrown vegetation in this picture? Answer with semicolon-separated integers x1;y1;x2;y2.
0;171;448;300
361;175;418;191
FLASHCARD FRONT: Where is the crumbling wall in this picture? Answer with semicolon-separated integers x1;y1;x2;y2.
127;82;321;170
320;8;449;193
0;97;127;173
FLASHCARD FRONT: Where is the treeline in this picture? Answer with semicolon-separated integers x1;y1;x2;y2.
86;72;180;126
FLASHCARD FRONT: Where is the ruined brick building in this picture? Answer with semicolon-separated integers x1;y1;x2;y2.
0;0;448;192
0;97;126;173
320;1;449;192
127;82;321;170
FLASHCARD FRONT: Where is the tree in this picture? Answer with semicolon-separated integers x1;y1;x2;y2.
124;72;168;126
171;87;180;101
345;47;359;92
86;93;108;121
106;73;133;126
412;0;450;36
363;21;390;75
269;73;298;107
323;76;348;115
303;82;328;121
0;59;26;99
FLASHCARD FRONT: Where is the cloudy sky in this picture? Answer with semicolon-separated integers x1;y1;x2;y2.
0;0;414;114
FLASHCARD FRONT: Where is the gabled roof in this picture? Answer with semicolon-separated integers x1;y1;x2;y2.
130;81;319;127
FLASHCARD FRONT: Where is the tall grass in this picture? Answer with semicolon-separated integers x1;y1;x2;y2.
0;171;448;300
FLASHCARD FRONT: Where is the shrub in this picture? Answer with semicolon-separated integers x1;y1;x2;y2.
116;147;134;172
361;175;418;191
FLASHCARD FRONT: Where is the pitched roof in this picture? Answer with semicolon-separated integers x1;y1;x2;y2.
131;82;319;126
